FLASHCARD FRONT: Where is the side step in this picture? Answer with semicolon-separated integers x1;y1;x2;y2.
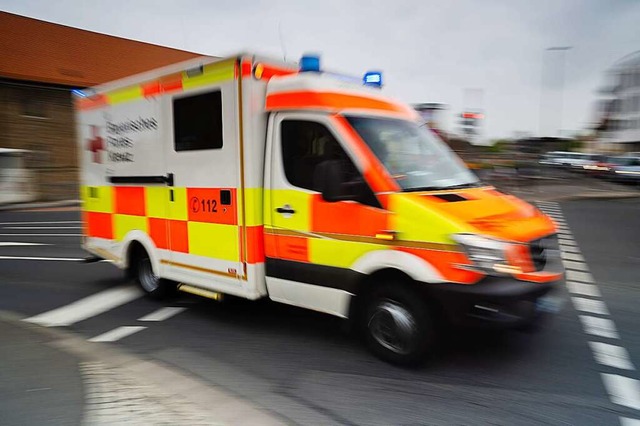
177;283;224;301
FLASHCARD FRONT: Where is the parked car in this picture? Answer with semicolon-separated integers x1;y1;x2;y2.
539;151;603;171
610;157;640;184
583;156;629;178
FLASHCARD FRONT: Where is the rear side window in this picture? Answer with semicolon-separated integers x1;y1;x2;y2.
173;91;223;151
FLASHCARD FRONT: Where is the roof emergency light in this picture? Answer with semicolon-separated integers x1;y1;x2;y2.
363;71;383;88
300;54;321;72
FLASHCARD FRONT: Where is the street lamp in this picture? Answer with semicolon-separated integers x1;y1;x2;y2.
540;46;572;138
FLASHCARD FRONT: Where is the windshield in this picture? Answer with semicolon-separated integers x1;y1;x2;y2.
345;116;479;191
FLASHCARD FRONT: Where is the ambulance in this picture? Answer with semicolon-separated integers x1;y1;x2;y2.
75;54;563;365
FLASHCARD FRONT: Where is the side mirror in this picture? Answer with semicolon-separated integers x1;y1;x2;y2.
314;160;353;202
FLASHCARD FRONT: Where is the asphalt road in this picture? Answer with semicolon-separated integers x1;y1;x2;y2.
0;200;639;425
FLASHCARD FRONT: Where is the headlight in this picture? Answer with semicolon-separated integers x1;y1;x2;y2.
452;233;517;276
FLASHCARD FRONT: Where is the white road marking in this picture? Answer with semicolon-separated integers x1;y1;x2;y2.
549;204;640;417
24;285;143;327
579;315;620;339
562;252;585;262
3;226;82;230
88;326;147;343
572;297;610;315
566;270;594;283
0;242;49;247
0;233;82;237
589;342;635;370
563;260;589;271
0;255;87;262
600;374;640;410
138;307;186;322
0;221;81;225
561;245;582;254
567;281;602;297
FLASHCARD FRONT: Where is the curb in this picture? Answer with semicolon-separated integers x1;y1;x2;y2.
0;310;285;426
0;199;81;211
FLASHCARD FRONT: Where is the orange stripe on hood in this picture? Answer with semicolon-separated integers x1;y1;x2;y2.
266;90;416;118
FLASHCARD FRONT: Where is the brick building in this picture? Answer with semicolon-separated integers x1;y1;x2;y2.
0;12;202;200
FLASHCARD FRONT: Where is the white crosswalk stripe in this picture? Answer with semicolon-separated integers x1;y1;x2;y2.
24;285;143;327
89;326;147;342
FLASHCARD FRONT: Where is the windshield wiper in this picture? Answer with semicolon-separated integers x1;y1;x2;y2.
404;186;447;192
404;182;483;192
439;181;484;190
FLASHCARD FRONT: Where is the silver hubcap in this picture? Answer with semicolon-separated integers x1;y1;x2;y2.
368;299;418;355
139;258;159;293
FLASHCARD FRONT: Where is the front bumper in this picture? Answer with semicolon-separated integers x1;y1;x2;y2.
427;275;562;328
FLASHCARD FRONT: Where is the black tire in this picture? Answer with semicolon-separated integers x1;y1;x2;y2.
134;249;176;299
362;282;435;366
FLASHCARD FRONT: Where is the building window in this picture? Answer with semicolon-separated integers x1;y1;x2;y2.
173;91;223;151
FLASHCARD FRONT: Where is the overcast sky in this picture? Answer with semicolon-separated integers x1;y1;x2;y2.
2;0;639;140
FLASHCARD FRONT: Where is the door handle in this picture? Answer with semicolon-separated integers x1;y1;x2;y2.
276;205;295;215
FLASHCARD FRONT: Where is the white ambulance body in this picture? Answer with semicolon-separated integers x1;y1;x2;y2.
76;54;561;365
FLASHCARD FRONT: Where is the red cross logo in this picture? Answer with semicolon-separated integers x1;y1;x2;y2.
87;125;104;163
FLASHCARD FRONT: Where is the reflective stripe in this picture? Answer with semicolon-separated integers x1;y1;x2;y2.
243;225;265;264
388;192;467;245
181;60;235;90
309;237;385;269
186;188;237;225
397;246;481;284
75;62;234;110
145;187;168;218
82;186;113;213
270;189;312;231
86;211;113;239
114;187;146;216
187;222;239;261
107;85;143;105
310;194;389;236
168;187;189;220
148;217;169;249
243;188;263;226
113;214;148;241
266;90;415;117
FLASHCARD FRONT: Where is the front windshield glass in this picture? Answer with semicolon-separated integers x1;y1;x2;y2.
345;116;479;191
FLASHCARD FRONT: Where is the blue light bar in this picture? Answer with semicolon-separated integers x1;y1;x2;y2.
300;54;321;72
363;71;383;87
71;89;87;98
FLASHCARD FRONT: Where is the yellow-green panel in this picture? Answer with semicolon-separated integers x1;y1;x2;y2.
145;187;168;218
270;189;311;231
81;185;113;213
107;85;143;105
310;238;386;269
388;193;467;244
181;61;235;90
168;187;188;221
113;214;148;241
188;222;239;261
242;188;263;226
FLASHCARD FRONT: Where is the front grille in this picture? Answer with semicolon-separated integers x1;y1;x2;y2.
529;234;558;271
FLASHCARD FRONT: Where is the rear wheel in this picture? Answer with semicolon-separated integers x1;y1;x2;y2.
134;248;176;299
362;282;435;366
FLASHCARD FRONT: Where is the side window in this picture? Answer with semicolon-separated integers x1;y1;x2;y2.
280;120;379;207
173;91;223;151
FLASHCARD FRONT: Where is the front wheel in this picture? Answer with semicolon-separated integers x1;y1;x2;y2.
135;250;176;299
363;283;435;366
